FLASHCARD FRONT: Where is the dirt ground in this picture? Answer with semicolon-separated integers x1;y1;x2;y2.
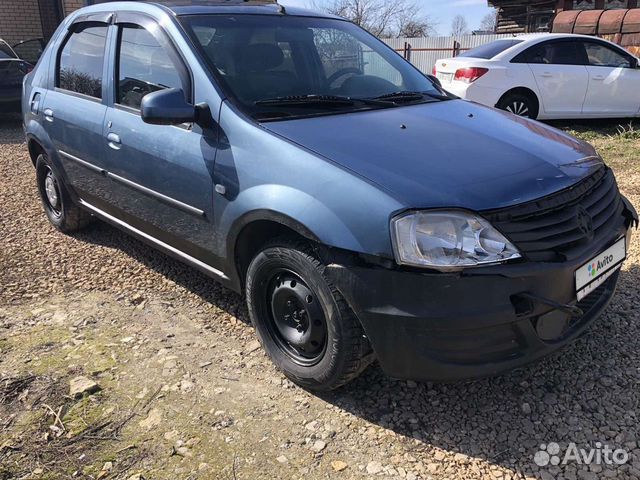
1;113;640;480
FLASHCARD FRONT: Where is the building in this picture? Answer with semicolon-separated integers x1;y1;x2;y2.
0;0;85;46
488;0;639;33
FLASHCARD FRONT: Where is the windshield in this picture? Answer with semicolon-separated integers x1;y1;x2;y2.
0;41;18;59
459;39;523;59
181;15;445;120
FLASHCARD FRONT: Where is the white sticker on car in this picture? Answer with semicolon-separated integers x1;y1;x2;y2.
575;238;626;301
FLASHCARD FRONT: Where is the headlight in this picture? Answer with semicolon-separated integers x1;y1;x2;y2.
391;210;521;271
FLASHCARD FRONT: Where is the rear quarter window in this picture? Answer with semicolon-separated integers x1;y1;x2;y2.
458;40;523;59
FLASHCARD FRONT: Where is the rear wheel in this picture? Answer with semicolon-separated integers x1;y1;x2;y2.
246;240;373;391
497;92;538;119
36;154;92;233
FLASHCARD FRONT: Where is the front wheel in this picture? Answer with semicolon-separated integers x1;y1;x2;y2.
496;92;538;119
246;240;373;391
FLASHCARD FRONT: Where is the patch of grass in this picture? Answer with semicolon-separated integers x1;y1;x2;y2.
62;393;110;436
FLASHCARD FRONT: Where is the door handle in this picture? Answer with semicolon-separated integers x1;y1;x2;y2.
43;108;54;122
107;132;122;150
592;75;605;81
30;93;41;114
540;72;553;78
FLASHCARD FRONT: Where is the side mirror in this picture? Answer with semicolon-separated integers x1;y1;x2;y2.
632;57;640;69
427;74;442;88
141;88;197;126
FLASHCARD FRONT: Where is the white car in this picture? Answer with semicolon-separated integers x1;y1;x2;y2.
434;33;640;120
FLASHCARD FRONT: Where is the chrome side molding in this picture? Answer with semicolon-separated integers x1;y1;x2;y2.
78;200;229;282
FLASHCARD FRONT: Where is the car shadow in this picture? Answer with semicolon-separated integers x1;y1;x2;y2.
316;264;640;477
73;220;252;324
74;208;640;477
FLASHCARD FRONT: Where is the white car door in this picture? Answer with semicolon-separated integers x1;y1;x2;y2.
524;40;589;117
581;40;640;116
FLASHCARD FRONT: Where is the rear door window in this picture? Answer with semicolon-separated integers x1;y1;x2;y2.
58;24;108;99
116;25;184;110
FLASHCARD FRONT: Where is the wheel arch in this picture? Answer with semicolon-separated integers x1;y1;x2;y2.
496;87;540;117
228;210;322;291
27;137;46;167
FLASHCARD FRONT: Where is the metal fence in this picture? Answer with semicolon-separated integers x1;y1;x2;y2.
382;34;547;74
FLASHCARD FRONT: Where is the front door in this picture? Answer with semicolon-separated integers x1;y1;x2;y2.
581;40;640;117
101;18;220;267
526;40;589;117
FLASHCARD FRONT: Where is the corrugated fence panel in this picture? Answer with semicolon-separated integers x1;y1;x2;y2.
382;34;547;74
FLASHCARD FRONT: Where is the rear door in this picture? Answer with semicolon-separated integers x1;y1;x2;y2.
581;40;640;116
40;16;112;199
523;40;589;117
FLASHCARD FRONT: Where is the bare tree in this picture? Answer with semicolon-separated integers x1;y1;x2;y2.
479;10;498;33
396;11;438;38
320;0;437;38
397;19;436;38
451;14;470;37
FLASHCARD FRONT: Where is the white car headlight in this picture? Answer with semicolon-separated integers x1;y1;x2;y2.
391;210;521;271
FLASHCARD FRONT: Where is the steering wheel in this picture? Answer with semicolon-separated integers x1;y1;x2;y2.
327;67;363;86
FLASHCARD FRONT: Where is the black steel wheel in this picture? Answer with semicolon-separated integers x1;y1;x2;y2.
266;270;328;366
246;239;373;391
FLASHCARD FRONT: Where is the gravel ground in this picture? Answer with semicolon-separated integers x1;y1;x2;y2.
1;113;640;480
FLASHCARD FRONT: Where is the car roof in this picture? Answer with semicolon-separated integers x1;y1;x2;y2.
517;32;615;42
86;0;340;19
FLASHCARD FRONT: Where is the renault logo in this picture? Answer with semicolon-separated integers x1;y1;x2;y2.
576;205;594;239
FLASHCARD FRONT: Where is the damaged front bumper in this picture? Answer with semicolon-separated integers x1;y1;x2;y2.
327;197;638;382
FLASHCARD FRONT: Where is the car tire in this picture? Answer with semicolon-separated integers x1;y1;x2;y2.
246;239;373;391
497;92;538;119
35;154;92;233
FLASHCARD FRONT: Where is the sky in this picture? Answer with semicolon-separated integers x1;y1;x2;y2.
278;0;496;36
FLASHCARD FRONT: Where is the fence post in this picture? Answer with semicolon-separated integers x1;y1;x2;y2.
403;41;412;61
453;40;461;57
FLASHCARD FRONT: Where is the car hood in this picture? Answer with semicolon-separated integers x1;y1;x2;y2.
263;100;601;211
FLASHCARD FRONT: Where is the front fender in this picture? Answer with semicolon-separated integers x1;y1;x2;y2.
219;184;366;257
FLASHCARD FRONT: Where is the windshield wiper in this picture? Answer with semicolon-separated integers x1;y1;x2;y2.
373;91;450;103
255;94;395;108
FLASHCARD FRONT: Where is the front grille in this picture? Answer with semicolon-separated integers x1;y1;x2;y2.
484;168;624;262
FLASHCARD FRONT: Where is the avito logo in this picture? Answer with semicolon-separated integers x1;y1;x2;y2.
588;254;615;277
